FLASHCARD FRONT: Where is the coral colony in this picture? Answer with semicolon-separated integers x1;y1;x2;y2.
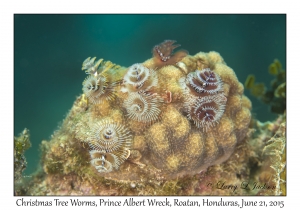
16;40;286;195
73;40;251;178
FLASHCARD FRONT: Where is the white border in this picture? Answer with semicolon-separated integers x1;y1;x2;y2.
2;0;297;209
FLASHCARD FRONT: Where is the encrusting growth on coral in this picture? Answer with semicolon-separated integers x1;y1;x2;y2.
15;40;286;196
14;128;31;182
14;128;31;195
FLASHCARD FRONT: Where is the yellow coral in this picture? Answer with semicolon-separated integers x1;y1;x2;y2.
46;51;252;181
241;95;252;110
186;132;204;157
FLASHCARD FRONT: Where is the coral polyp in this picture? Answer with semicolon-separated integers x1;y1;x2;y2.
187;94;226;129
123;91;163;123
122;63;158;93
88;120;132;153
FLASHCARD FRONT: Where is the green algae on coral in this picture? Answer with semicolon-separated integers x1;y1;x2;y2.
14;128;31;182
245;59;286;114
274;82;286;98
244;74;255;89
250;83;266;97
14;128;32;195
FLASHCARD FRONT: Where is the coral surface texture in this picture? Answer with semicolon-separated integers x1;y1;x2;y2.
16;43;286;195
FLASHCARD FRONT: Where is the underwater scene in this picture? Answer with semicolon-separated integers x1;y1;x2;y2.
14;14;286;195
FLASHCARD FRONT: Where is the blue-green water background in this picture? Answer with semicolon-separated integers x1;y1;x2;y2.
14;14;286;175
